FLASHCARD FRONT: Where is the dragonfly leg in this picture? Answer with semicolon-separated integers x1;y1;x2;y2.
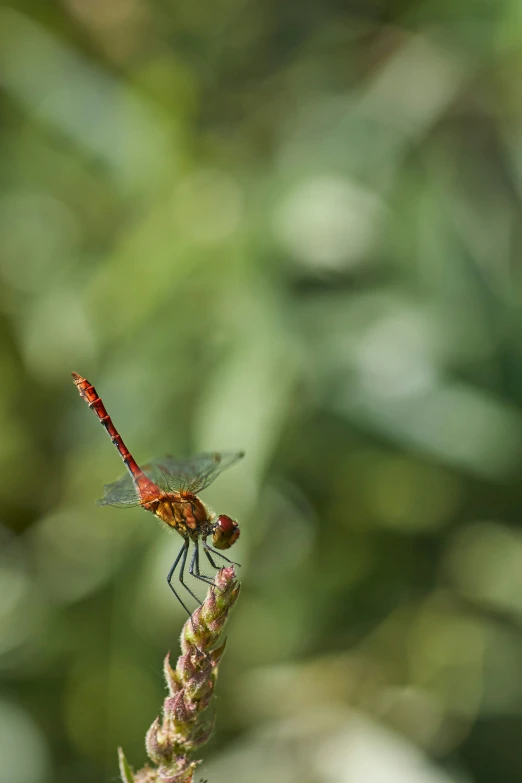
166;541;193;615
203;542;241;568
167;539;204;612
178;540;204;606
189;540;217;586
203;547;219;570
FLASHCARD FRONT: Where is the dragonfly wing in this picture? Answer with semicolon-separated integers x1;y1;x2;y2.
97;473;142;508
139;462;175;493
187;451;245;492
147;451;245;494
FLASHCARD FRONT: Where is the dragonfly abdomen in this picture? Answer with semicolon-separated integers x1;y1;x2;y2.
72;372;157;498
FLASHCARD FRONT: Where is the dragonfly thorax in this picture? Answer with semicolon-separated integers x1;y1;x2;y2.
148;493;212;538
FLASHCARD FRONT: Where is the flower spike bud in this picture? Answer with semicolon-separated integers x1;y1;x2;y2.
119;567;240;783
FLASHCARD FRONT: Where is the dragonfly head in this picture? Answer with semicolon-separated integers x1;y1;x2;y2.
211;514;240;549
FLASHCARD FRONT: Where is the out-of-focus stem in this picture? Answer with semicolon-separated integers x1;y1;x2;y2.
119;566;240;783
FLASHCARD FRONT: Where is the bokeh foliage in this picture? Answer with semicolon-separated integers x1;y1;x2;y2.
1;1;522;782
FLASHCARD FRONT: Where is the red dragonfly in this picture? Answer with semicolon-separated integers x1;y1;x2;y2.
72;372;243;613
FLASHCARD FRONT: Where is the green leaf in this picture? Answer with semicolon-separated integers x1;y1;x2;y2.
118;747;135;783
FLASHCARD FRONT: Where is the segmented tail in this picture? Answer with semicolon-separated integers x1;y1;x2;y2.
72;372;158;500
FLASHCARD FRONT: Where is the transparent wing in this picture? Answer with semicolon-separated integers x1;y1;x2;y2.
146;451;245;494
96;451;245;506
96;474;142;508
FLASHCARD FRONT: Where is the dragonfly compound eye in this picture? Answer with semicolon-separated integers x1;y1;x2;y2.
212;514;240;549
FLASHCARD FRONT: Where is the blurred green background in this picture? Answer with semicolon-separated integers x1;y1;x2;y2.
1;1;522;782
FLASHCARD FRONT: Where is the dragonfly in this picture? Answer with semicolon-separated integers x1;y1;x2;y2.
72;372;244;613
